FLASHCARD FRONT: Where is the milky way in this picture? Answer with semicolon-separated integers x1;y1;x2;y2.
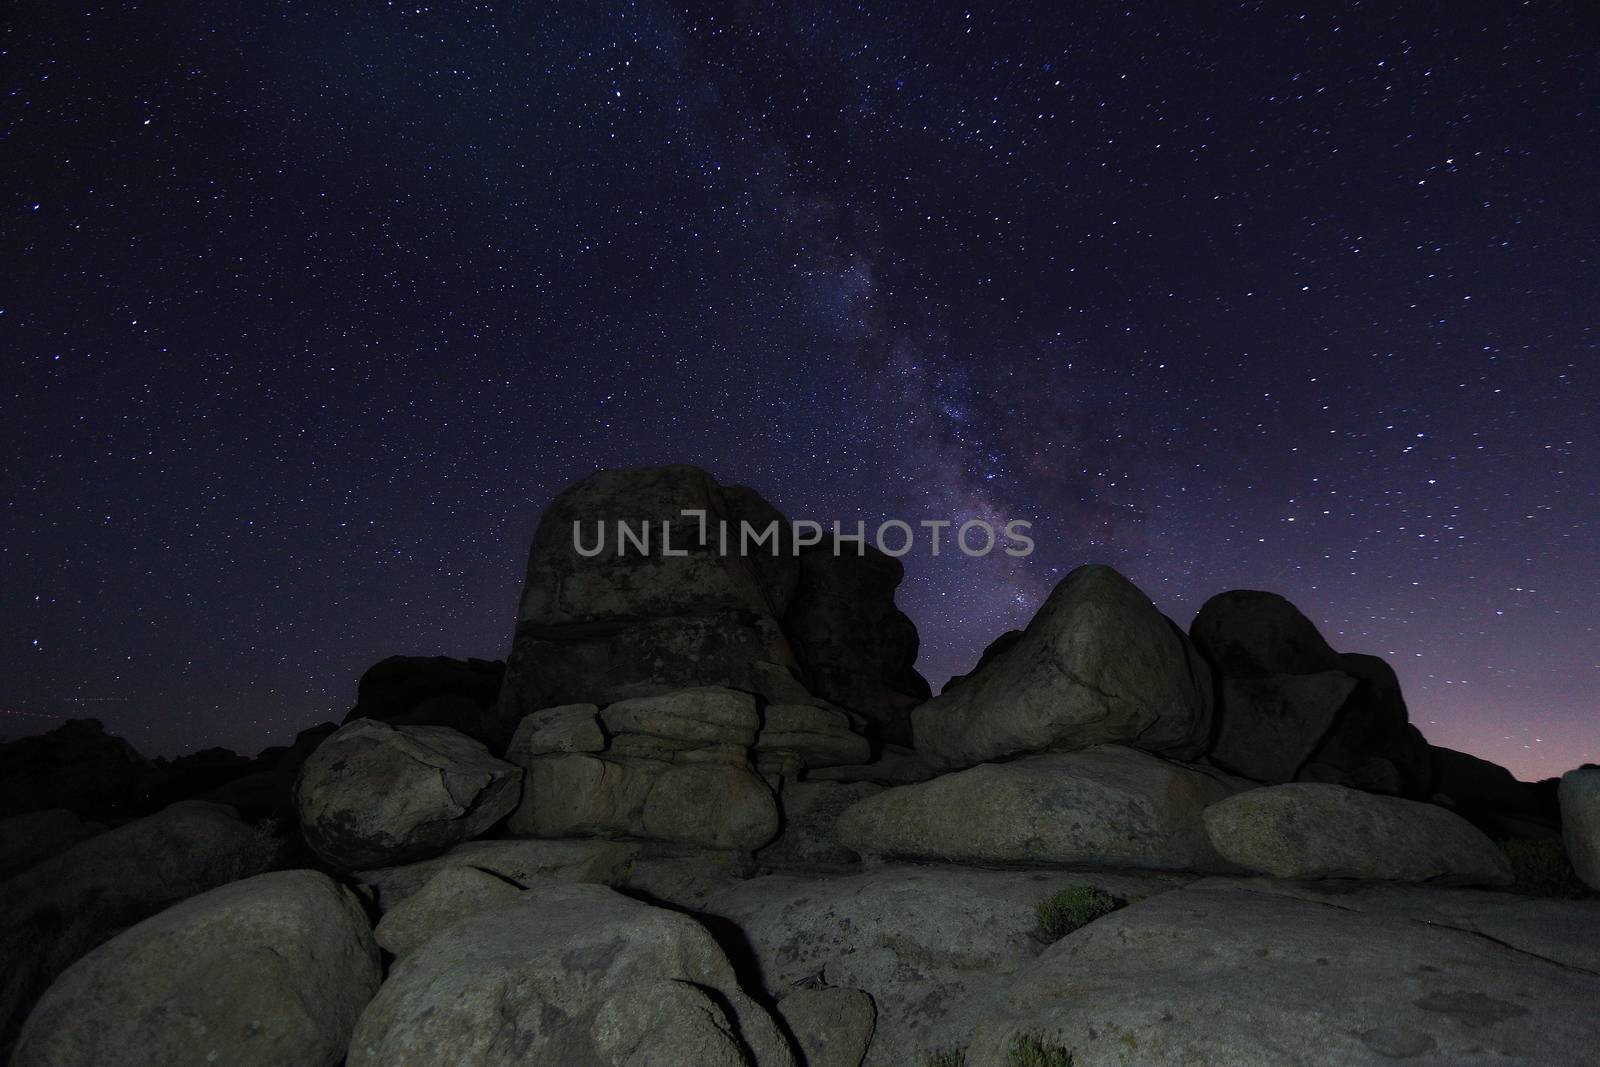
4;3;1596;779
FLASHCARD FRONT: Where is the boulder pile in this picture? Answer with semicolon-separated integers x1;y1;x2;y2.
2;463;1594;1067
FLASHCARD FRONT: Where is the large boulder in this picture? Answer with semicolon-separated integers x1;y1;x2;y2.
962;882;1600;1067
697;864;1189;1066
1559;767;1600;891
783;544;931;745
344;655;506;745
1189;589;1339;677
295;719;522;870
0;801;282;1058
346;879;792;1066
1203;783;1513;885
13;871;379;1067
0;719;155;822
912;565;1213;768
1189;591;1432;797
835;745;1242;870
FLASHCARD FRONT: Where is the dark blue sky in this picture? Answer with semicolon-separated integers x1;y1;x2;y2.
4;2;1596;779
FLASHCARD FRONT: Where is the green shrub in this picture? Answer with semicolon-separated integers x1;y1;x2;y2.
1035;884;1121;942
1499;837;1588;898
1008;1031;1074;1066
923;1048;967;1067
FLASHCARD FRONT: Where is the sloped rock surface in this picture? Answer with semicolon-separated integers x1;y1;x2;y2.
962;882;1600;1067
0;809;104;880
14;870;379;1067
0;800;279;1058
373;865;524;958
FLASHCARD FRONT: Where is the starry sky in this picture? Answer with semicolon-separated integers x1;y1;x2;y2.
4;2;1596;780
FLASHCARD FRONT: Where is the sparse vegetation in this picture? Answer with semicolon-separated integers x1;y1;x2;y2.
1008;1031;1074;1066
923;1047;967;1067
1035;884;1121;942
1499;837;1589;898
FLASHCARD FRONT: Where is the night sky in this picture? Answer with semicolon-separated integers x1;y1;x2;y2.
4;3;1596;780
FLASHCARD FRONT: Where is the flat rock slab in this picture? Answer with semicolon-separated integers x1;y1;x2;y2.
836;745;1242;870
963;882;1600;1067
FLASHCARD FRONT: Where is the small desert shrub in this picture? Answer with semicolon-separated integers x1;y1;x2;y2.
1008;1031;1074;1066
1035;884;1120;942
923;1047;968;1067
1499;837;1588;898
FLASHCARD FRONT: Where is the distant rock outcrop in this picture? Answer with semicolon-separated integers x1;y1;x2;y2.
0;720;155;823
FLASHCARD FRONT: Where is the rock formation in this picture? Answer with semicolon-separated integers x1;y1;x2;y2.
5;464;1595;1066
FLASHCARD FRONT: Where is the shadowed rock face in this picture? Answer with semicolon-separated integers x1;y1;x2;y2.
1189;589;1433;797
911;565;1214;768
344;655;506;745
783;545;930;745
495;465;928;748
